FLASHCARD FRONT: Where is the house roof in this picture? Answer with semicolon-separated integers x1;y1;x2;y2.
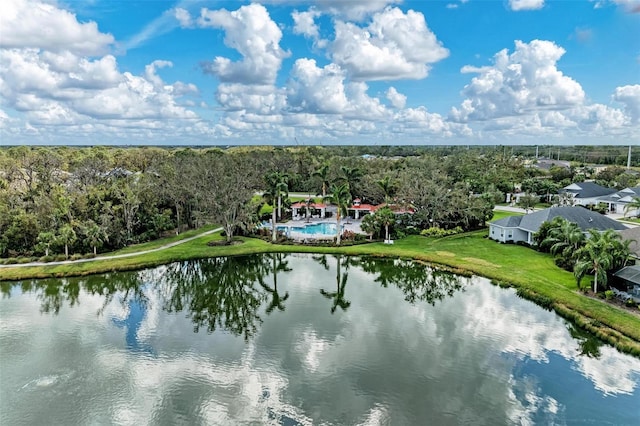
491;215;524;228
491;206;626;233
613;265;640;286
620;226;640;258
560;182;616;199
598;186;640;204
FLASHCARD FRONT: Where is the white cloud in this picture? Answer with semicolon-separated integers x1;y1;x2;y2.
594;0;640;12
451;40;585;122
613;84;640;123
385;87;407;108
329;7;449;81
509;0;545;11
1;0;114;55
292;9;321;38
286;58;388;119
216;83;287;115
315;0;402;20
198;4;290;85
174;7;192;28
287;59;351;114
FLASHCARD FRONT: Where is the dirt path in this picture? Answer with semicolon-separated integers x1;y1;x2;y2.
0;227;222;268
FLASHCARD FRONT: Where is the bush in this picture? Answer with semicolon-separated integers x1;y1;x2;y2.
53;254;67;262
341;230;358;241
604;290;614;300
70;254;83;261
17;257;35;264
420;226;463;237
625;298;638;308
39;255;54;263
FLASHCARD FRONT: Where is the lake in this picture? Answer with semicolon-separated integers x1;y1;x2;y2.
1;254;639;425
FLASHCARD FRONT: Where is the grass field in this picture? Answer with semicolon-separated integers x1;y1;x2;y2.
2;221;639;356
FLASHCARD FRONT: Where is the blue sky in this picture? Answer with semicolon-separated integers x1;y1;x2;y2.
1;0;638;145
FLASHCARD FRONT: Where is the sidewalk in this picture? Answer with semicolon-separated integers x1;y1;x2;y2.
0;227;222;269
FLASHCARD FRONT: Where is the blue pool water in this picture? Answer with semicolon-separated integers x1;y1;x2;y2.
277;222;340;236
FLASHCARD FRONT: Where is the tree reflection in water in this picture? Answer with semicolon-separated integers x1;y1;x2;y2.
358;257;469;305
317;255;355;314
0;254;612;359
260;253;291;314
161;255;274;340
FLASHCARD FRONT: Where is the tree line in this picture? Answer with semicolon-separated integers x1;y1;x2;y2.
0;146;530;259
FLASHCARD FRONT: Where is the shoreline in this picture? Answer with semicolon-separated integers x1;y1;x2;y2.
1;230;639;357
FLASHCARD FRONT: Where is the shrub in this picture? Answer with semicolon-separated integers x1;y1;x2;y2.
70;254;83;261
625;298;638;308
604;290;614;300
54;254;67;262
17;257;35;264
39;255;54;263
420;226;463;237
341;230;357;241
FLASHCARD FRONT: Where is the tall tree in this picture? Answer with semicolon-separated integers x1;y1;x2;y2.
263;171;289;242
377;175;396;204
83;220;107;256
340;166;363;198
57;224;77;259
377;207;396;241
323;183;351;245
312;163;331;198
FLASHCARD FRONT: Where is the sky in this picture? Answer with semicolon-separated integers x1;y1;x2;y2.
0;0;639;146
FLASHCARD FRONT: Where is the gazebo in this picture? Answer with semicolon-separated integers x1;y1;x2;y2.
290;200;326;219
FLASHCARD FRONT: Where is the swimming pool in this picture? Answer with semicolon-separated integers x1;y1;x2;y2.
277;222;341;236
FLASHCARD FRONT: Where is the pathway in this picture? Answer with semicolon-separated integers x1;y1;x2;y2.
0;228;222;269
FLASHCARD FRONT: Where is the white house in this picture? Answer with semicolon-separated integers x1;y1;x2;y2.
559;182;616;207
597;186;640;216
489;206;627;245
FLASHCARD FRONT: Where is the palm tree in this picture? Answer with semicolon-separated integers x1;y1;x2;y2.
84;220;107;256
541;217;584;267
323;183;351;245
37;231;56;257
57;224;76;259
377;207;396;241
263;171;289;242
624;196;640;218
312;163;331;198
339;166;363;198
574;229;621;293
377;176;396;204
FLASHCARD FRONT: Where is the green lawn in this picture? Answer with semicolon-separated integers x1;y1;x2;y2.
2;226;639;356
490;210;523;221
109;224;220;255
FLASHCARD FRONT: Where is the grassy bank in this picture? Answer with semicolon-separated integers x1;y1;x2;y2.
2;228;639;356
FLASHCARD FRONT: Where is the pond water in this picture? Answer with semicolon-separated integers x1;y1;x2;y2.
1;254;639;425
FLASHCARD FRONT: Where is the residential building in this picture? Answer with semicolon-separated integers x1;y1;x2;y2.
489;206;627;245
559;182;616;206
598;186;640;216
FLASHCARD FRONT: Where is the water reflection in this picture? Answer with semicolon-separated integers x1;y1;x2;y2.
1;254;639;425
2;255;469;339
160;256;272;339
317;255;353;313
